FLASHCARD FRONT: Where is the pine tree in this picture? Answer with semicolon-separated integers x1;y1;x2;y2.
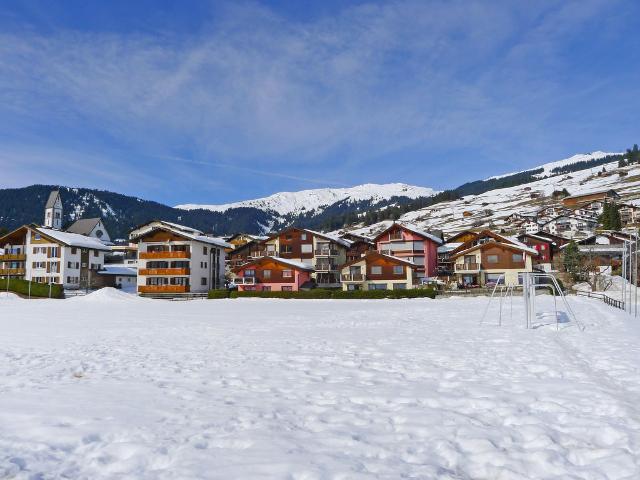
563;241;582;279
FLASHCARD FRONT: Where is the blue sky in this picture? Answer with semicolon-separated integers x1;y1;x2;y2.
0;0;638;205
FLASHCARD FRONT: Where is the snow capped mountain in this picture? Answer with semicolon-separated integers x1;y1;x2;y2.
487;151;617;180
175;183;438;216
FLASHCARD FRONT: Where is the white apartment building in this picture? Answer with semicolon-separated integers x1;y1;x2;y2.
129;221;231;294
0;224;110;289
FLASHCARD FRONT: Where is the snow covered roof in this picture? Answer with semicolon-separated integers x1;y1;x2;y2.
437;242;463;253
236;256;314;271
519;233;557;246
374;222;444;244
451;240;539;259
341;251;417;269
129;221;232;248
304;229;352;247
36;227;111;251
98;265;137;276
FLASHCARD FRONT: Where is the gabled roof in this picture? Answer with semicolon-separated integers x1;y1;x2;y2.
340;251;417;270
35;226;111;251
450;230;538;257
373;222;443;244
232;256;314;273
129;220;232;248
65;218;102;235
517;233;557;246
97;264;137;276
563;189;619;200
444;230;479;244
45;190;61;209
263;227;351;248
450;240;538;260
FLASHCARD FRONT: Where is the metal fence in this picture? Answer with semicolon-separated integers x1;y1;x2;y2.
574;290;625;310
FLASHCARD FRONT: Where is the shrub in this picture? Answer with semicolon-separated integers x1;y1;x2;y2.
220;288;436;300
208;289;231;299
0;278;64;299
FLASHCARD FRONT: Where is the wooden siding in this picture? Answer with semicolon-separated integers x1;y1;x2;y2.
480;245;526;270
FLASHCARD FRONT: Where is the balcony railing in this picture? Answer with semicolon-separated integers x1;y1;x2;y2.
455;262;480;271
0;268;25;276
314;249;339;256
0;253;26;261
138;285;189;293
315;263;337;272
341;273;365;281
140;251;190;259
233;277;256;285
139;268;190;276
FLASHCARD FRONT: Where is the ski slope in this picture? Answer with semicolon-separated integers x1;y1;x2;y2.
1;291;639;479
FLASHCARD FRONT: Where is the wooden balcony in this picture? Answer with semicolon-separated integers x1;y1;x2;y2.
0;268;25;276
315;263;338;272
138;285;189;293
139;268;190;276
341;273;366;281
0;253;26;261
455;262;480;272
140;251;190;259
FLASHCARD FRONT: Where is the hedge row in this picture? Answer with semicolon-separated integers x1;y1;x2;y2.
208;288;436;300
0;278;64;299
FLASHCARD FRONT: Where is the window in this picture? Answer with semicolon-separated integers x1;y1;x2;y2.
93;250;99;257
393;265;403;275
281;286;293;291
368;284;387;290
371;265;382;275
262;286;272;292
34;234;41;240
393;283;407;290
244;269;255;277
281;245;292;254
203;246;208;255
201;277;207;286
263;269;271;279
301;244;313;254
540;245;546;251
71;248;77;254
487;254;499;263
301;233;307;240
512;253;523;262
282;269;292;278
285;234;292;240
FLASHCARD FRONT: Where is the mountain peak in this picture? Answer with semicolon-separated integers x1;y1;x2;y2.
175;183;438;217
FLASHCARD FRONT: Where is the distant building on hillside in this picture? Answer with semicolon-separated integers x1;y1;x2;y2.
562;189;620;208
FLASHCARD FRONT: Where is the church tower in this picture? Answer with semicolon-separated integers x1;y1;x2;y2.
44;190;63;230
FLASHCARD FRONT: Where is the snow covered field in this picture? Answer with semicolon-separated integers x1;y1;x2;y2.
1;291;639;479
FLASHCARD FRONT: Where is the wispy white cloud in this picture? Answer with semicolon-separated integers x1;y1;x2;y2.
0;0;632;200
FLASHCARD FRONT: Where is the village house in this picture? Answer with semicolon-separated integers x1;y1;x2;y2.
227;239;263;270
0;224;110;289
340;251;417;291
373;223;443;279
256;227;351;288
618;203;640;226
561;189;620;208
129;220;230;294
232;256;314;292
437;230;478;277
517;233;556;271
540;215;598;239
343;235;375;263
449;230;538;287
561;232;631;275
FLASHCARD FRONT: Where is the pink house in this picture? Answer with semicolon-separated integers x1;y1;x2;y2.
232;257;314;292
373;223;443;279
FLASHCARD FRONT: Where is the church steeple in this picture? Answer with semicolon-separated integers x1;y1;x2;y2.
44;190;63;230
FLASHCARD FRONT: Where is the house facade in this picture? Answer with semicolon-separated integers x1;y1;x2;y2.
256;228;350;288
340;251;417;291
562;189;620;208
540;215;598;239
373;223;443;279
233;257;313;292
450;231;537;287
0;224;110;289
517;233;556;271
130;221;230;294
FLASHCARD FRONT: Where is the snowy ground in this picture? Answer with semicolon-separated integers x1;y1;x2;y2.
1;290;640;479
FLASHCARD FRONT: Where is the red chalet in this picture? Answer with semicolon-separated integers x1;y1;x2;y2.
373;223;443;279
